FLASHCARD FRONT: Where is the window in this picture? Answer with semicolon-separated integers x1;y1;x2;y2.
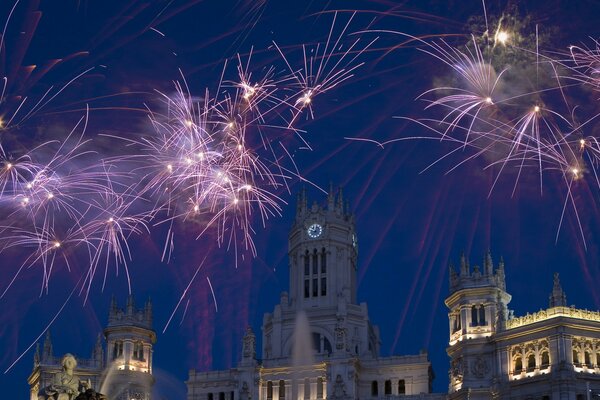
321;277;327;296
219;393;225;400
208;394;213;400
312;249;318;275
112;341;123;360
321;249;327;273
304;379;310;400
316;378;323;399
304;280;310;298
384;380;391;395
398;380;405;395
585;351;592;367
267;381;273;400
133;341;144;360
304;251;310;276
279;380;285;399
323;337;332;355
573;350;580;366
452;314;461;333
514;357;522;374
312;278;318;297
527;354;536;371
597;353;600;367
230;392;234;400
312;333;321;353
541;351;550;368
371;381;378;396
471;306;478;326
479;306;486;325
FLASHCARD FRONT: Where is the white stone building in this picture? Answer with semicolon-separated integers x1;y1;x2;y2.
187;188;443;400
446;254;600;399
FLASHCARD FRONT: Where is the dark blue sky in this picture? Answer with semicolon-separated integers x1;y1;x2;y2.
2;0;600;398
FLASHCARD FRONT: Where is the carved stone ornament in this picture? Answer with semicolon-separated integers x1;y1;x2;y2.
471;356;489;378
239;382;250;400
329;375;349;400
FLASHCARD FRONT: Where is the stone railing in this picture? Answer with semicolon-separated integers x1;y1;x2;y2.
506;306;600;329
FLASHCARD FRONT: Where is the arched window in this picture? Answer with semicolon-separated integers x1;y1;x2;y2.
371;381;378;396
279;380;285;399
219;392;225;400
471;306;478;326
316;378;323;399
133;341;144;360
384;380;392;395
479;306;486;325
573;350;580;366
267;381;273;400
323;337;332;355
321;248;327;273
312;249;318;275
541;351;550;368
304;251;310;276
112;341;123;360
527;354;536;371
304;379;310;400
452;314;461;333
514;356;523;374
208;394;213;400
230;392;234;400
585;351;592;367
398;380;405;395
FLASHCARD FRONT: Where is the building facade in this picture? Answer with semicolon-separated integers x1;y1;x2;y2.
28;296;156;400
187;188;443;400
446;255;600;399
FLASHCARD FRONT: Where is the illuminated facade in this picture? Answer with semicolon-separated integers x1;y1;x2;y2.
187;188;444;400
27;296;156;400
446;256;600;399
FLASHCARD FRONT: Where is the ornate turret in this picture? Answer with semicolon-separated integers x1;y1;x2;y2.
445;251;512;395
549;272;567;308
288;186;358;309
103;295;156;400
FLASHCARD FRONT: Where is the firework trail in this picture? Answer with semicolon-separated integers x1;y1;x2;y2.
348;5;600;246
0;2;373;299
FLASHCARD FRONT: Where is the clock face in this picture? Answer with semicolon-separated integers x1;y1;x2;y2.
307;223;323;238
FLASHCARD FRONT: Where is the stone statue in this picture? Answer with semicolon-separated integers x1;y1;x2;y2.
39;354;90;400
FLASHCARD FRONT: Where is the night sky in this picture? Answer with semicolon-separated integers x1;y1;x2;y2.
2;1;600;398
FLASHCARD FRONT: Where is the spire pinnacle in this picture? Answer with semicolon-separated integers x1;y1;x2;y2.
549;272;567;307
484;250;493;275
460;252;469;276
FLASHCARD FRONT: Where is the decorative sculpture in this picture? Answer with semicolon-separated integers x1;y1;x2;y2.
39;354;105;400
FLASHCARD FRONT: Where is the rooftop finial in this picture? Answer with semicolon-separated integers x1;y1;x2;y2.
42;330;53;359
328;182;335;211
460;252;469;276
484;250;493;275
336;187;344;212
126;294;135;315
549;272;567;308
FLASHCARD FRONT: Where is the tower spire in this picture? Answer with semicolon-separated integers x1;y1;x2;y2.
42;330;53;360
549;272;567;307
484;250;493;275
460;252;469;276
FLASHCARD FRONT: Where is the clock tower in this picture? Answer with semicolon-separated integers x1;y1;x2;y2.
288;186;358;310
